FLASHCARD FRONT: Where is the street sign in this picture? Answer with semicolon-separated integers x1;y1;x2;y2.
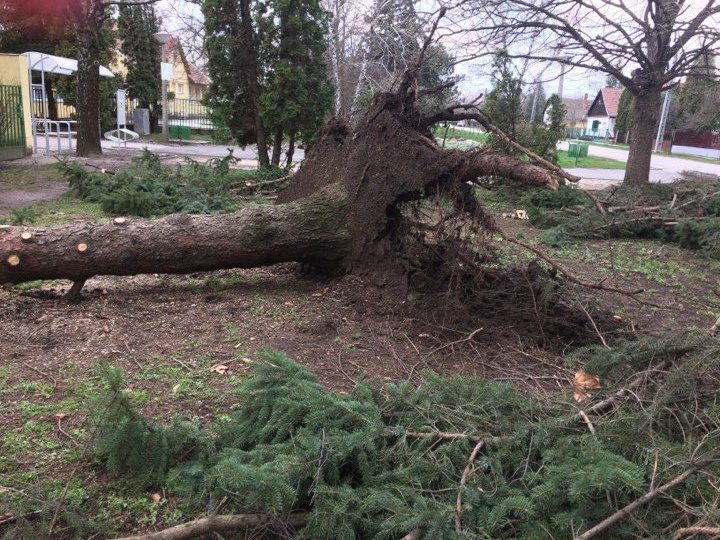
116;89;126;125
161;62;174;82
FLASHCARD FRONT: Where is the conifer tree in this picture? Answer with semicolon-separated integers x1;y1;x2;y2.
614;89;633;144
257;0;333;166
117;3;161;131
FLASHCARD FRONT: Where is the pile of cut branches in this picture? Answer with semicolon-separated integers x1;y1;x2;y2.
493;174;720;258
50;333;719;540
59;150;288;217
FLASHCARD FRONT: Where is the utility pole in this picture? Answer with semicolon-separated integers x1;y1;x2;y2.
654;89;672;153
154;33;171;143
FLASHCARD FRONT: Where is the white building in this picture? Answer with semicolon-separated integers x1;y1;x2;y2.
585;88;623;139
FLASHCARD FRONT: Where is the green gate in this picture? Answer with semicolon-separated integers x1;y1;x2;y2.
0;85;27;160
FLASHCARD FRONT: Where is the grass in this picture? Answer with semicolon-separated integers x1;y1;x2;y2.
556;150;627;169
570;139;720;165
139;132;213;144
0;164;62;192
433;126;489;144
0;195;107;226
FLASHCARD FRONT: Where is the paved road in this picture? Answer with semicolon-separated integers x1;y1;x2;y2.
33;136;306;165
559;141;720;189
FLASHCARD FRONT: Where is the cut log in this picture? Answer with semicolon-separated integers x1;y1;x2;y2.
1;187;350;284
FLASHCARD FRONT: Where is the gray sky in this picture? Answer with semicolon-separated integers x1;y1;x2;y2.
157;0;605;101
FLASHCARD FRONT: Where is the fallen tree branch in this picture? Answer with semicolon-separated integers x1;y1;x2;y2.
455;439;486;533
420;107;579;185
580;360;671;417
400;529;423;540
113;513;309;540
575;461;712;540
673;526;720;539
497;230;647;298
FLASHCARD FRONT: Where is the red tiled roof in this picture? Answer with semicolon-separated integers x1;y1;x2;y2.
162;35;210;87
600;87;623;117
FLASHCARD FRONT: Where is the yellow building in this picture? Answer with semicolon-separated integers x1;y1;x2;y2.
0;53;33;159
158;35;210;100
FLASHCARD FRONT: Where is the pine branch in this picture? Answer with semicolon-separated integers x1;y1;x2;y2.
575;462;713;540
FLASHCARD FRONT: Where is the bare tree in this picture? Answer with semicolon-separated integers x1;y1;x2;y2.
457;0;720;184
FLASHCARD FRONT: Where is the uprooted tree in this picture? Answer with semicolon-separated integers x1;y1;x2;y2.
0;12;574;297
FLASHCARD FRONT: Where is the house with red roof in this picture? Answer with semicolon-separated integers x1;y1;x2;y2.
585;87;623;139
156;34;210;101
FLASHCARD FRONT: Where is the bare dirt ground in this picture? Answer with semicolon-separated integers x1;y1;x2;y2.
1;159;719;537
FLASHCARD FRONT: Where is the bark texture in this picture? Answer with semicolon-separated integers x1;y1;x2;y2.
75;0;104;157
0;188;349;284
623;88;662;185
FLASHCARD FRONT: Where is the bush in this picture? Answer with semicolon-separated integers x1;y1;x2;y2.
89;338;720;540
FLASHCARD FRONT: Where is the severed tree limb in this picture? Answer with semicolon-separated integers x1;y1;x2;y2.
454;439;486;533
673;526;720;539
419;106;580;185
113;513;309;540
575;461;713;540
400;529;423;540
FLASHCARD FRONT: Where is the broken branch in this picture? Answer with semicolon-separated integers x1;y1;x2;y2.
113;513;309;540
576;462;712;540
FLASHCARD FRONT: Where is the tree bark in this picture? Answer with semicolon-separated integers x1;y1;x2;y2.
286;129;296;167
0;187;349;285
622;88;662;185
271;126;283;167
44;77;58;121
75;0;104;157
238;0;270;167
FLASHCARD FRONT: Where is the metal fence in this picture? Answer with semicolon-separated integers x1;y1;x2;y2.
564;127;614;141
30;90;214;132
166;98;213;130
0;85;26;149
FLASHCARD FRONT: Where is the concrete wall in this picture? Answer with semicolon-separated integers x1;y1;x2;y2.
671;145;720;160
0;53;34;155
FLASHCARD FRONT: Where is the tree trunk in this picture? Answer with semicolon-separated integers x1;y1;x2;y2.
0;187;349;285
75;1;104;157
44;77;58;121
622;88;662;185
238;0;270;167
286;129;296;167
271;127;283;167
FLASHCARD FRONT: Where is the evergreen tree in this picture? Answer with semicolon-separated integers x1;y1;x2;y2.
257;0;333;166
483;51;524;152
614;89;633;143
673;57;720;133
118;3;161;131
203;0;271;165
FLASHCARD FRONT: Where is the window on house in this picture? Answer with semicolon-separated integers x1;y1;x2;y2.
176;84;184;95
591;120;600;131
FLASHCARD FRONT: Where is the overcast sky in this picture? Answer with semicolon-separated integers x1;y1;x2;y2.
156;0;606;101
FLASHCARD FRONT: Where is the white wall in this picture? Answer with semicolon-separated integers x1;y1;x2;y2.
586;115;615;137
671;145;720;159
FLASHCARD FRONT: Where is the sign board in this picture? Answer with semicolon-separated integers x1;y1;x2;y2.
116;89;127;125
161;62;174;82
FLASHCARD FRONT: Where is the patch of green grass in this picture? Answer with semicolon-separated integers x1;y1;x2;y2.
0;164;63;191
557;150;626;169
0;195;107;227
434;126;489;144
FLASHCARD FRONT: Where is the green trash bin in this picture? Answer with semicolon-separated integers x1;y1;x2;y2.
568;143;579;157
578;143;589;158
169;125;191;140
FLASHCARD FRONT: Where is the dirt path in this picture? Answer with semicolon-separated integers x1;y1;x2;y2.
0;181;69;210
